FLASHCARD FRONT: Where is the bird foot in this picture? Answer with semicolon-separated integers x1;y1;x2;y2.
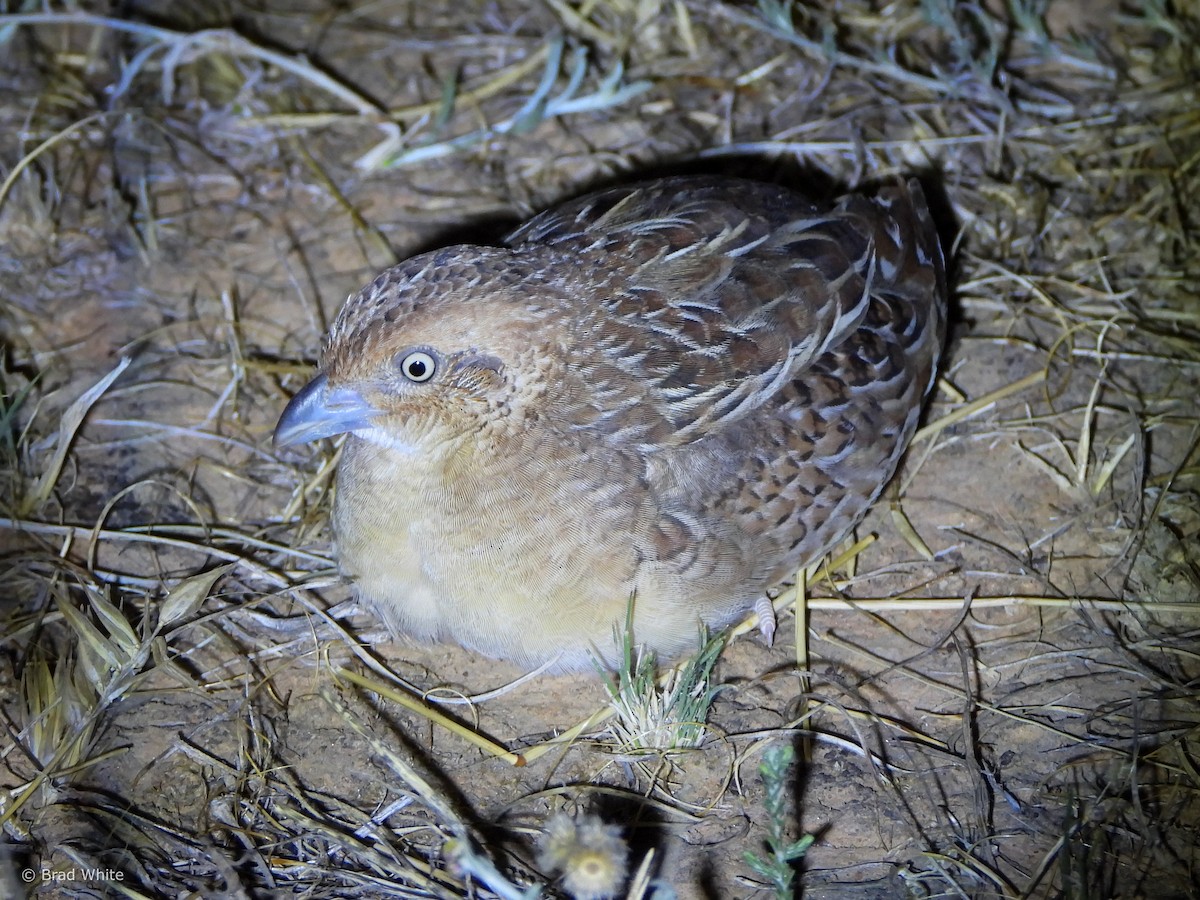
754;596;777;647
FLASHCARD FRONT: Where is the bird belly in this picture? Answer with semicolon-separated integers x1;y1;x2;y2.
332;437;654;668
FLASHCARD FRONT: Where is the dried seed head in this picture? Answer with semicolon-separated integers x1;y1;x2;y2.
538;812;629;900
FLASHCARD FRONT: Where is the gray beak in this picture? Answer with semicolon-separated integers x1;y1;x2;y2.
273;373;382;447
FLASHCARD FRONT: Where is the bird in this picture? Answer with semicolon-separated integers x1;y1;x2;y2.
274;176;947;671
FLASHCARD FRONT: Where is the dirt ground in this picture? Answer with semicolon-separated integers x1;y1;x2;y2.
2;2;1198;898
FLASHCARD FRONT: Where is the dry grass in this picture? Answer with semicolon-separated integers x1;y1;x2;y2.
1;0;1198;897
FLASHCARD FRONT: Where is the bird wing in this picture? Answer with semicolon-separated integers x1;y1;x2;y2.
507;177;939;449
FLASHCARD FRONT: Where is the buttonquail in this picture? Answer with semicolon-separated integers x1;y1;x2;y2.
276;176;947;670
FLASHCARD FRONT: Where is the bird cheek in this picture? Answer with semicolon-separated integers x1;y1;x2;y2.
450;368;506;401
448;354;504;392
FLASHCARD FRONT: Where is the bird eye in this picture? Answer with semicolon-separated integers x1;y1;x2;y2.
399;350;436;383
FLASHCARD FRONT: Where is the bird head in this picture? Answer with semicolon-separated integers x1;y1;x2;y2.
273;246;568;454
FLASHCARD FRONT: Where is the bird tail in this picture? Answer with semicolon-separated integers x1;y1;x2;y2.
852;179;946;300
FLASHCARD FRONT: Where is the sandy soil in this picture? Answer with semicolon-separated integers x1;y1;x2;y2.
2;2;1197;898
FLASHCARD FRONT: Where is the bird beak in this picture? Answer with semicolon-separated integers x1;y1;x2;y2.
273;373;382;447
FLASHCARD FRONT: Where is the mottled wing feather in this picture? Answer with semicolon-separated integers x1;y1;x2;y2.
509;177;936;450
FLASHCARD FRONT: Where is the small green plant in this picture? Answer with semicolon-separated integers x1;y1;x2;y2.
744;743;814;898
755;0;795;35
600;601;726;752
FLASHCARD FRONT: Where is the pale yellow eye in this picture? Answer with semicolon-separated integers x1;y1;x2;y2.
399;351;436;383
